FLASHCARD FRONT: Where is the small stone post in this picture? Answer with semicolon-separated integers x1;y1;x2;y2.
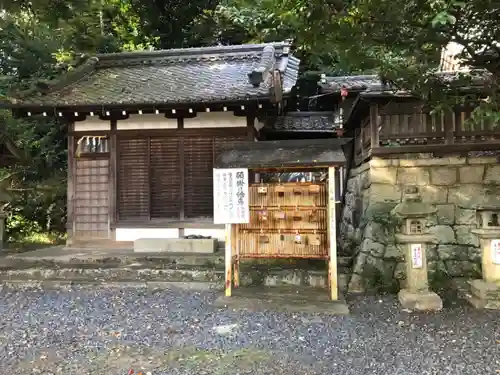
467;208;500;309
392;187;443;311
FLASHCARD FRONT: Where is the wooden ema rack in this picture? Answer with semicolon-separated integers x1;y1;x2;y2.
224;180;340;300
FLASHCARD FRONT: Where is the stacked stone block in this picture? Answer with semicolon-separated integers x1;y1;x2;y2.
340;154;500;292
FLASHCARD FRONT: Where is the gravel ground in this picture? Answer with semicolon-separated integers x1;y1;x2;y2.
0;285;498;375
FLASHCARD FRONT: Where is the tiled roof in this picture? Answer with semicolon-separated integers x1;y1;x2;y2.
12;42;299;108
319;75;381;93
271;112;341;132
320;70;491;94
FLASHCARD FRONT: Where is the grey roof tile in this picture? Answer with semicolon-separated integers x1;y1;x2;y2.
319;70;491;94
15;42;299;108
271;112;341;132
319;75;381;93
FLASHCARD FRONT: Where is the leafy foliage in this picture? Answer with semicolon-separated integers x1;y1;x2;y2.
333;0;500;119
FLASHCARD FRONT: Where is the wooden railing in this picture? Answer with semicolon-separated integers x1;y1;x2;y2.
353;102;500;164
378;102;500;145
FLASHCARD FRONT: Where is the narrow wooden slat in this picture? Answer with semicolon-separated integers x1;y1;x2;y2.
184;137;214;219
150;137;181;219
117;138;149;219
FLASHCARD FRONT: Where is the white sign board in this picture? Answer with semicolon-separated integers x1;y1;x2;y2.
213;168;250;224
492;240;500;265
411;244;423;269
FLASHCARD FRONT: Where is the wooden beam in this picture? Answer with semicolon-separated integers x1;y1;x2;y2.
372;141;500;155
6;99;275;115
369;104;380;148
111;219;224;229
70;130;110;136
225;223;233;297
109;120;117;232
327;166;338;301
179;137;185;221
245;166;339;173
114;127;249;138
147;137;152;221
67;122;75;245
233;224;240;288
246;114;256;139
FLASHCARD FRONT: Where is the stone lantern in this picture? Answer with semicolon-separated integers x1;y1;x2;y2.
467;206;500;309
391;187;442;311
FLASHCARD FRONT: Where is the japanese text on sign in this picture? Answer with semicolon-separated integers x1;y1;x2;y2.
213;168;249;224
411;244;423;269
492;240;500;265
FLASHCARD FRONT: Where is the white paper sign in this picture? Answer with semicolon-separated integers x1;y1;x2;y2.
491;240;500;265
213;168;250;224
411;244;423;269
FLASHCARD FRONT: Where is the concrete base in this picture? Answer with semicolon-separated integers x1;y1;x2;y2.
466;279;500;309
134;238;217;253
397;288;443;311
214;286;349;315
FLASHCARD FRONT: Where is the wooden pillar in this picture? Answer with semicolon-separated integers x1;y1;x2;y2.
67;122;75;245
225;223;233;296
370;104;380;149
233;224;240;288
327;166;338;300
108;120;117;240
339;167;344;197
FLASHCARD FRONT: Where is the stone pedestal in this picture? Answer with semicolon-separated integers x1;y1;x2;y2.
396;235;443;311
466;229;500;309
398;289;443;311
467;279;500;309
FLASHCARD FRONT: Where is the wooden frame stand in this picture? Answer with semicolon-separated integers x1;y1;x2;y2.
224;167;340;301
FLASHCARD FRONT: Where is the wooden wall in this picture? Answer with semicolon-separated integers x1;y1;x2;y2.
68;114;255;242
116;128;250;224
74;158;110;240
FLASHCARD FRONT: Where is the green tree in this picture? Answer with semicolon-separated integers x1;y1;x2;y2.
0;2;117;242
214;0;353;70
106;0;221;49
333;0;500;118
0;0;227;242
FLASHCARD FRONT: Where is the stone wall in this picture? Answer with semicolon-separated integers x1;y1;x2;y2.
340;154;500;292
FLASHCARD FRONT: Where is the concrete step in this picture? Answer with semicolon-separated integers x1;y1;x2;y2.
134;238;217;253
3;251;352;270
0;264;351;291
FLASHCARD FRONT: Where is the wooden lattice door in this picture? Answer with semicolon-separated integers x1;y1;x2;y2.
74;158;110;240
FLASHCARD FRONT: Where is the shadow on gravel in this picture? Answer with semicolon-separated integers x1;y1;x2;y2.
18;345;284;375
